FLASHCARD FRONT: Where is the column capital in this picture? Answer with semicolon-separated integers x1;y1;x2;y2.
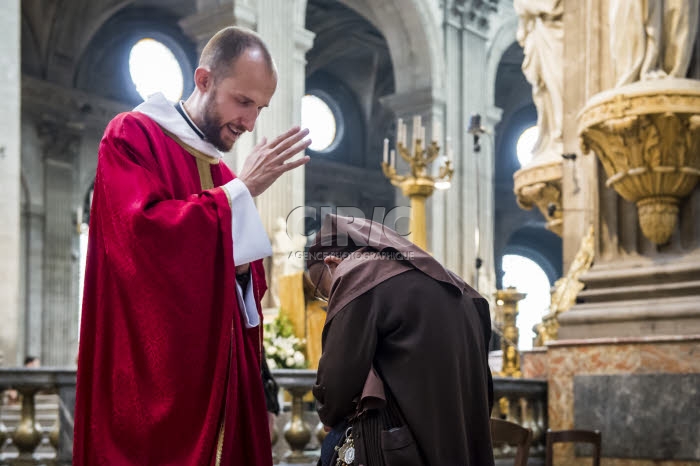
36;120;82;164
447;0;501;34
179;4;237;52
294;27;315;55
379;89;444;119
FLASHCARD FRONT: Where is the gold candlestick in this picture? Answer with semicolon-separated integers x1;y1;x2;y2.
381;121;453;250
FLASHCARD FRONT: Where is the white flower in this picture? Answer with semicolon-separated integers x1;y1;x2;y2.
285;357;295;367
293;351;305;365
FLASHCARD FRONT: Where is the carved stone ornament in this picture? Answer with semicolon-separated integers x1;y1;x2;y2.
579;78;700;244
513;160;563;236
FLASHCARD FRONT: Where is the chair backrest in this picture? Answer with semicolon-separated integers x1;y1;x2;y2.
545;429;601;466
490;418;533;466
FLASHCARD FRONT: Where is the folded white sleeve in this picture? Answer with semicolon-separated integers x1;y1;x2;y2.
222;178;273;265
236;278;260;329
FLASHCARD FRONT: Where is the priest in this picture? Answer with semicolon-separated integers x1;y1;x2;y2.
309;215;495;466
73;27;310;465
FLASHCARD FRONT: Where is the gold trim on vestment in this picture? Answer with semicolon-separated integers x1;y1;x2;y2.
215;421;225;466
195;158;215;190
159;127;220;191
159;126;230;464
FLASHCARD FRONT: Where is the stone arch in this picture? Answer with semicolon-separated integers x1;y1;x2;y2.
339;0;444;99
485;14;519;111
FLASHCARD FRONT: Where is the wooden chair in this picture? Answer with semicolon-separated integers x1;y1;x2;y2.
545;429;601;466
490;418;533;466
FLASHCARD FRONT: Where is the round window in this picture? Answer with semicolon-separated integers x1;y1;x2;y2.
302;94;337;152
129;38;184;102
515;125;539;167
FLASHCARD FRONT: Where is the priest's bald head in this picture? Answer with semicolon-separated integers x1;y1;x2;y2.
184;27;278;152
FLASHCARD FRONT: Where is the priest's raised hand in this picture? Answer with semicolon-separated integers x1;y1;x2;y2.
239;125;311;197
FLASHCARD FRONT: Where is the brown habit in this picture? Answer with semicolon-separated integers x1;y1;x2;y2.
311;215;494;466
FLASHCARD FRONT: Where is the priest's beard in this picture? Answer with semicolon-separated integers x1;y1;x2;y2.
200;93;241;152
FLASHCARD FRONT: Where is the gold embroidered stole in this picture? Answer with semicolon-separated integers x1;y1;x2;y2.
160;127;229;464
160;127;220;190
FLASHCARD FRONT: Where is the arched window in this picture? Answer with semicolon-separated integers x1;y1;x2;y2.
129;38;184;102
515;125;539;167
302;93;339;152
501;254;551;350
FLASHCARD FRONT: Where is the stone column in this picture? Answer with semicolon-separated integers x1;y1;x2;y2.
39;123;81;366
253;0;314;235
0;0;21;366
426;1;498;293
24;204;45;358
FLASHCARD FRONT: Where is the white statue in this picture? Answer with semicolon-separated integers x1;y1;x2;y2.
514;0;564;160
610;0;699;87
270;217;307;307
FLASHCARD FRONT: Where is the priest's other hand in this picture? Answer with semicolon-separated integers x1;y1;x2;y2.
238;126;311;197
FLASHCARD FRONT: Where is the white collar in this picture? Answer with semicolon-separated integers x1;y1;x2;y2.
134;93;223;159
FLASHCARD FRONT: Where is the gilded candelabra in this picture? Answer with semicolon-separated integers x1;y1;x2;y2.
495;288;527;378
381;116;454;250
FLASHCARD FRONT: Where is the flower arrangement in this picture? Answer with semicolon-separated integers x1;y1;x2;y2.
263;314;307;369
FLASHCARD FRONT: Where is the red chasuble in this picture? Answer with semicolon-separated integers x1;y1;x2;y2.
73;112;272;466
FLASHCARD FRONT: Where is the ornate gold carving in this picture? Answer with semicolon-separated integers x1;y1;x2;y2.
579;79;700;244
495;288;527;378
513;160;563;236
534;225;595;346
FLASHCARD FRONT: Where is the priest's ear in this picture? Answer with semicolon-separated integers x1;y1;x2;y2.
193;67;214;93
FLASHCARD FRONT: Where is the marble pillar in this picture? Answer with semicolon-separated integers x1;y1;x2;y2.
0;0;21;366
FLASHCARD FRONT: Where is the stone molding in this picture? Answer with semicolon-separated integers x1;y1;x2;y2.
379;88;442;118
579;79;700;244
449;0;500;32
179;4;237;51
513;159;563;236
22;76;129;131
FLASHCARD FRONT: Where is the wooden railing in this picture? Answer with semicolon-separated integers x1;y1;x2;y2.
1;369;547;465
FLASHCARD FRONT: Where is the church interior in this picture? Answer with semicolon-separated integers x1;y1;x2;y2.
1;0;699;464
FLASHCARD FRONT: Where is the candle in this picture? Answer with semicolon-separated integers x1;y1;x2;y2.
390;149;396;168
397;119;405;146
412;116;421;154
432;120;441;144
383;138;389;164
